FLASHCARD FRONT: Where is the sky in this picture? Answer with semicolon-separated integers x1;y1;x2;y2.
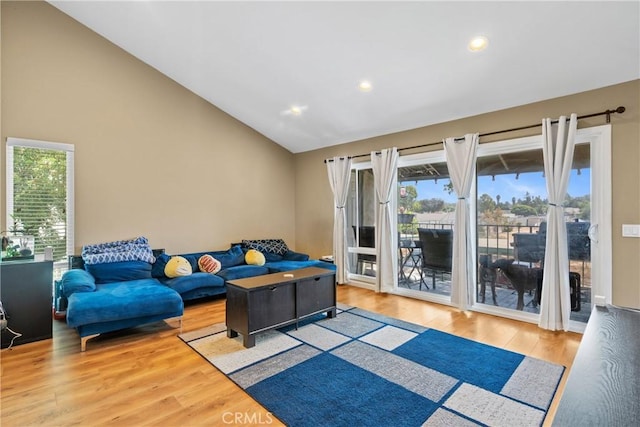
404;168;590;205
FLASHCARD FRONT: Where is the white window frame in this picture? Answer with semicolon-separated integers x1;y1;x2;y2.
6;137;75;268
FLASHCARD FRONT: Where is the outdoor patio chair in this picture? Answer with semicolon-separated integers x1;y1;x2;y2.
418;228;453;289
353;225;376;275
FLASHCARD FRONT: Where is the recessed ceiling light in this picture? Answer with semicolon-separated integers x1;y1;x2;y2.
281;105;307;116
358;80;373;92
468;36;488;52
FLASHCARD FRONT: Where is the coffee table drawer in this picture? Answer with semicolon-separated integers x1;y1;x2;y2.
297;275;336;317
249;282;296;331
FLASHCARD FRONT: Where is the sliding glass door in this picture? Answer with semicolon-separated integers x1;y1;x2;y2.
345;125;611;329
474;126;611;328
396;152;454;303
346;166;377;286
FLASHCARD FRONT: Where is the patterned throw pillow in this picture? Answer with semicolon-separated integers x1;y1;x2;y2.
241;239;289;255
198;255;221;274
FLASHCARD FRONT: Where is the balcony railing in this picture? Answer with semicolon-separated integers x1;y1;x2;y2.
398;221;591;286
400;222;541;259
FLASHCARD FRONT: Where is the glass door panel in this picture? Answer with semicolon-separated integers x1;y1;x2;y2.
566;143;591;323
346;168;377;280
476;148;546;314
475;143;592;323
397;162;453;297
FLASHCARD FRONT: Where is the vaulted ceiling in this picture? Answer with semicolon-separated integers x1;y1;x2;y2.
49;1;640;153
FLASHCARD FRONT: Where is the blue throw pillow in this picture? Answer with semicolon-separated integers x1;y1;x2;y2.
86;260;153;284
283;251;309;261
182;255;201;272
263;251;284;262
152;253;171;278
61;269;96;297
211;245;246;268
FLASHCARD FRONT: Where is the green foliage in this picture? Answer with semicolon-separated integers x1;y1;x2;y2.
415;198;445;213
11;147;67;261
443;181;454;195
398;184;417;212
478;194;496;213
511;204;538;217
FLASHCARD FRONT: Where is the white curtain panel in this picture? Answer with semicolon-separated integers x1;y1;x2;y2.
371;148;399;293
444;133;479;310
326;156;352;284
539;114;577;331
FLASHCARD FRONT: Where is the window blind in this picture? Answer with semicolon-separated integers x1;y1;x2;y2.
6;138;74;263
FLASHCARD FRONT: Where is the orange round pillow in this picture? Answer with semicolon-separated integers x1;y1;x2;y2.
198;254;221;274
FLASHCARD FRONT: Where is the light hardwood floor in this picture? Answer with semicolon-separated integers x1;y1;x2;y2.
0;285;582;426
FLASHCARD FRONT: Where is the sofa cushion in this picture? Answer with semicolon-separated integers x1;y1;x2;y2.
242;239;289;255
263;252;284;262
181;245;246;271
85;260;153;284
265;260;337;273
180;286;227;301
159;272;224;295
66;278;183;327
217;265;269;282
61;269;96;297
282;250;310;261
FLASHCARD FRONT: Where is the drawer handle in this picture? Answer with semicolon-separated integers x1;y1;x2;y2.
314;277;320;281
270;286;277;291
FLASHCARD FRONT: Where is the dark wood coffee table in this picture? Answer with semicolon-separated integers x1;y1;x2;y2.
226;267;336;348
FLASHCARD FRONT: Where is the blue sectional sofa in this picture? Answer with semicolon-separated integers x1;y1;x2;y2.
62;239;335;351
63;258;184;352
153;242;335;300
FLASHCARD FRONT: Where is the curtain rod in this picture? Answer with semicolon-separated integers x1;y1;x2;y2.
324;106;625;163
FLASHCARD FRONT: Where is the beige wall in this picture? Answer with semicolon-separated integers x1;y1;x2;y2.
1;1;296;255
296;80;640;309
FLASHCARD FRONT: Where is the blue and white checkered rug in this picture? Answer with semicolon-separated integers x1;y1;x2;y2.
179;304;564;427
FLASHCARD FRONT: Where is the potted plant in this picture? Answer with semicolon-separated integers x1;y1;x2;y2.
1;217;35;261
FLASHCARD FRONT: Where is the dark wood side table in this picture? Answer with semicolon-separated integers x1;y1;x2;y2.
553;305;640;425
1;260;54;348
226;267;336;348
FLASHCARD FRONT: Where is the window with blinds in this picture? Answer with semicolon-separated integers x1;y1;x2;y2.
5;138;74;263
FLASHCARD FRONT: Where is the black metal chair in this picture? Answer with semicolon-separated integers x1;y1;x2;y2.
418;228;453;289
353;226;376;275
538;221;591;261
512;233;544;265
399;238;422;286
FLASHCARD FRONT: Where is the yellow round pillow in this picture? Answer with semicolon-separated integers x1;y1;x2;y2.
245;249;265;266
164;256;192;278
198;254;221;274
